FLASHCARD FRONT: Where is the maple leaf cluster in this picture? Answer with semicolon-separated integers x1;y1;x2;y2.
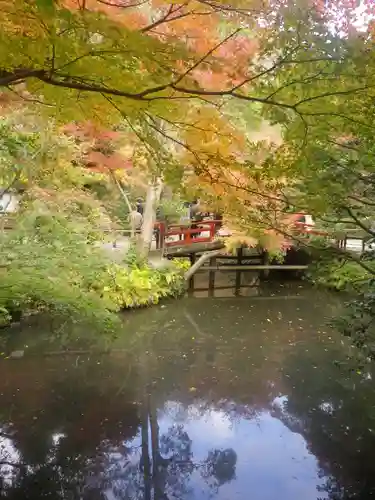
63;122;133;173
62;0;261;91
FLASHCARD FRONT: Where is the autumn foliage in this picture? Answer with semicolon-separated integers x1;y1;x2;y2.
0;0;374;247
63;122;132;173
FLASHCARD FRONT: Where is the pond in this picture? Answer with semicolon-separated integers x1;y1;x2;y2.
1;283;375;499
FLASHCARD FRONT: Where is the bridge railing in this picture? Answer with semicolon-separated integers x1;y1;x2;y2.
293;222;372;252
155;220;370;252
155;220;221;248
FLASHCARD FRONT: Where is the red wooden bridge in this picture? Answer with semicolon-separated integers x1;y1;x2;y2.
154;219;220;248
153;220;356;251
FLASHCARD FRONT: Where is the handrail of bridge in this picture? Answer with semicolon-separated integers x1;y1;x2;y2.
158;221;338;249
102;219;370;253
293;222;372;252
158;220;371;252
155;219;222;248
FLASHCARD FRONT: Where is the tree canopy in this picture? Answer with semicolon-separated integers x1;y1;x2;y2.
1;0;375;239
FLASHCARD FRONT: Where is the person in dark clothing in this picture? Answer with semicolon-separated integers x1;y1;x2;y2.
191;211;204;239
214;212;223;233
154;205;167;249
136;198;144;215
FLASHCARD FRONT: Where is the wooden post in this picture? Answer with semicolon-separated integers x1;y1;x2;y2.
234;247;243;296
186;225;192;245
208;257;216;297
261;250;270;280
188;253;196;292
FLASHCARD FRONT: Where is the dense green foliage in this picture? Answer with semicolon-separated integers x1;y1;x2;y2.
0;199;187;331
309;259;371;292
0;114;188;332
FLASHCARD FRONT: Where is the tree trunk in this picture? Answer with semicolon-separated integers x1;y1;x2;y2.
139;177;163;257
108;169;133;213
108;169;136;238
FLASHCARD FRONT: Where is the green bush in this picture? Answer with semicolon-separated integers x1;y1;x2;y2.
97;260;188;309
0;198;187;332
0;113;188;333
308;254;375;361
308;258;371;291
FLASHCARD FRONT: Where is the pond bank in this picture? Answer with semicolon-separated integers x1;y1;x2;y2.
0;258;188;331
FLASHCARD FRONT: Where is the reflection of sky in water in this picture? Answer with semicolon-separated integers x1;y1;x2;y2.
0;434;21;485
0;431;69;486
115;398;327;500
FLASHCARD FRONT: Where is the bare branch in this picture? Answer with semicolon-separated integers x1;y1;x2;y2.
143;112;203;164
300;111;374;129
326;138;361;151
348;195;375;207
230;44;303;91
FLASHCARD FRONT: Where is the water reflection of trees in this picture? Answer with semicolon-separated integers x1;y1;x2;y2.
0;357;140;499
98;393;238;500
1;292;374;500
0;354;238;500
277;341;375;500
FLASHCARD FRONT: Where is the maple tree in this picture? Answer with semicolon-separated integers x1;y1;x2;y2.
0;0;374;249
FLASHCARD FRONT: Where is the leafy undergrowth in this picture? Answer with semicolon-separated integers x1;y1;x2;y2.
0;199;188;333
307;254;375;362
97;260;188;310
307;257;372;292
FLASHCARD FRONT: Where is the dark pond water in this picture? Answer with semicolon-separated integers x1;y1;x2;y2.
1;283;375;500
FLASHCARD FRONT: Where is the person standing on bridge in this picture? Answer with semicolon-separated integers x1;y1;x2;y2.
130;209;143;239
190;199;203;239
136;198;144;215
178;202;192;241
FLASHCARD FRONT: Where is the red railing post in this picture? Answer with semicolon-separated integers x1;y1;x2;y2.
186;225;191;244
154;221;159;249
210;220;215;240
159;221;165;250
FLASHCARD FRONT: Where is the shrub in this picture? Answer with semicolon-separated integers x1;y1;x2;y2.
0;198;187;333
308;258;371;291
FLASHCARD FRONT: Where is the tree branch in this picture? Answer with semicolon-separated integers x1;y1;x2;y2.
172;28;241;85
341;205;375;237
0;69;45;86
141;3;201;33
294;85;375;108
97;0;148;7
0;461;26;470
348;195;375;207
0;57;372;133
